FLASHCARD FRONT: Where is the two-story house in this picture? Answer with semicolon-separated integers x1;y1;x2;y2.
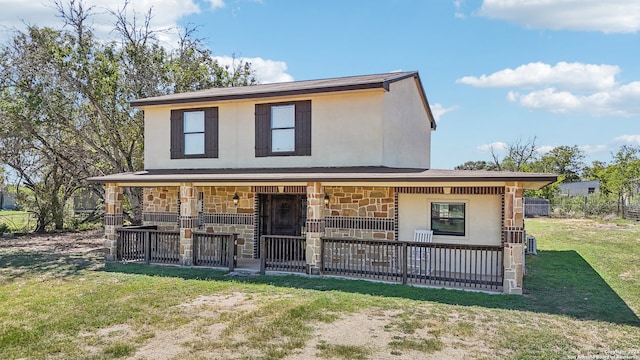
90;71;556;294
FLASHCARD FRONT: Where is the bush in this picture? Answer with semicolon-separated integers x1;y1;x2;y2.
0;223;9;233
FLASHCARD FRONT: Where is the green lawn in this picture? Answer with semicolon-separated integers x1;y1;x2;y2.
0;210;35;232
0;218;638;359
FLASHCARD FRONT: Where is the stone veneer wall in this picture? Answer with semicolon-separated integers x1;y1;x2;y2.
142;186;256;258
503;182;525;295
324;186;395;240
197;186;255;258
142;187;180;231
104;184;123;261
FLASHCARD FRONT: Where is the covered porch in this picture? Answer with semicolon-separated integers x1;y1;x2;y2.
94;168;555;294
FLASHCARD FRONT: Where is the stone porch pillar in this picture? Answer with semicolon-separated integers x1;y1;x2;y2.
305;182;325;274
104;183;123;261
179;183;198;266
503;182;525;295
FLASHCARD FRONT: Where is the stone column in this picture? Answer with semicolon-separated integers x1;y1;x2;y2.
179;183;198;266
104;183;123;261
305;182;325;274
503;182;525;295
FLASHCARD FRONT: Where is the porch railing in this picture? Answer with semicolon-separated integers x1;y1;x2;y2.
321;238;503;291
260;235;306;274
193;232;236;271
116;226;180;265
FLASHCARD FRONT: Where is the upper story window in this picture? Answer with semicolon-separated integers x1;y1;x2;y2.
184;111;205;155
255;100;311;157
170;107;218;159
271;105;295;152
431;202;466;236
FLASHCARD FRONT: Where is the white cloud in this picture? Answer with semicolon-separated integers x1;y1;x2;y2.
453;1;467;19
478;0;640;34
477;141;507;153
457;62;619;91
459;62;640;117
0;0;205;45
429;103;458;123
508;82;640;116
536;145;555;155
614;134;640;145
213;56;294;84
206;0;226;10
580;144;609;154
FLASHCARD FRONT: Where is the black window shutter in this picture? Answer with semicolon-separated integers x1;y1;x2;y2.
204;107;219;158
255;104;270;157
170;110;184;159
295;100;312;156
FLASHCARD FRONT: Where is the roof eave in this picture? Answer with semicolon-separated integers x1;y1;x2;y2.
131;81;392;108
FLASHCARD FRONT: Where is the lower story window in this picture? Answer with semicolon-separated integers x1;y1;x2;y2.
431;202;465;236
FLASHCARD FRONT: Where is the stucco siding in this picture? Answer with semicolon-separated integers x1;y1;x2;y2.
143;90;385;169
398;193;502;246
382;77;431;169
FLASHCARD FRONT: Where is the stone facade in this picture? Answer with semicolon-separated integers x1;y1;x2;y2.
142;187;179;231
197;186;255;258
104;183;123;261
198;186;254;214
115;182;528;295
324;186;395;241
305;182;324;272
503;182;525;295
179;183;198;266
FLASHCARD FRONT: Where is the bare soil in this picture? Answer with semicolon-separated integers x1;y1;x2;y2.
0;230;105;253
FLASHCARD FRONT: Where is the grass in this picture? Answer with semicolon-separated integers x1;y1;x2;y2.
0;210;34;233
0;218;638;359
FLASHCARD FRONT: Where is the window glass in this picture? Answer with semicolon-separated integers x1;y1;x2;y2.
184;133;204;155
272;129;295;152
183;111;205;155
271;105;295;128
431;202;465;236
184;111;205;132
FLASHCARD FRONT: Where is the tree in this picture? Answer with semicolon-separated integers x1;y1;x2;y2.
533;145;585;182
490;137;538;172
454;160;498;171
603;146;640;212
0;0;256;231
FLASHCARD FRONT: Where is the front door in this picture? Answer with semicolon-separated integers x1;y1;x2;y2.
256;194;306;258
271;195;300;236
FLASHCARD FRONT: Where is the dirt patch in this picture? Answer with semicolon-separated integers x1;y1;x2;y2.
0;230;104;253
287;310;492;360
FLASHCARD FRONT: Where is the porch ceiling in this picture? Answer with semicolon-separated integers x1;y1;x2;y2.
88;167;557;190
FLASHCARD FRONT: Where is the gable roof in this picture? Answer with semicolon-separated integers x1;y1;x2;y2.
130;71;437;130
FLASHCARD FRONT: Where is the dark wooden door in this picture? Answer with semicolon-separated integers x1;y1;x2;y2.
270;195;299;236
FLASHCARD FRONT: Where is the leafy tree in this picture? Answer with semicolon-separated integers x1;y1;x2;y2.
602;146;640;211
454;160;498;171
532;145;585;182
0;0;256;231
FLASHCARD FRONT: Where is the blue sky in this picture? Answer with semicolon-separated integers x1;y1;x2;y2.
1;0;639;170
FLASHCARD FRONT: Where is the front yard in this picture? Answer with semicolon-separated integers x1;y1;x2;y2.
0;218;638;359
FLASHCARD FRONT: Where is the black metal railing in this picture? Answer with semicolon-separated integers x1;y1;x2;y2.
193;232;236;271
116;226;180;265
321;238;503;291
260;235;307;274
